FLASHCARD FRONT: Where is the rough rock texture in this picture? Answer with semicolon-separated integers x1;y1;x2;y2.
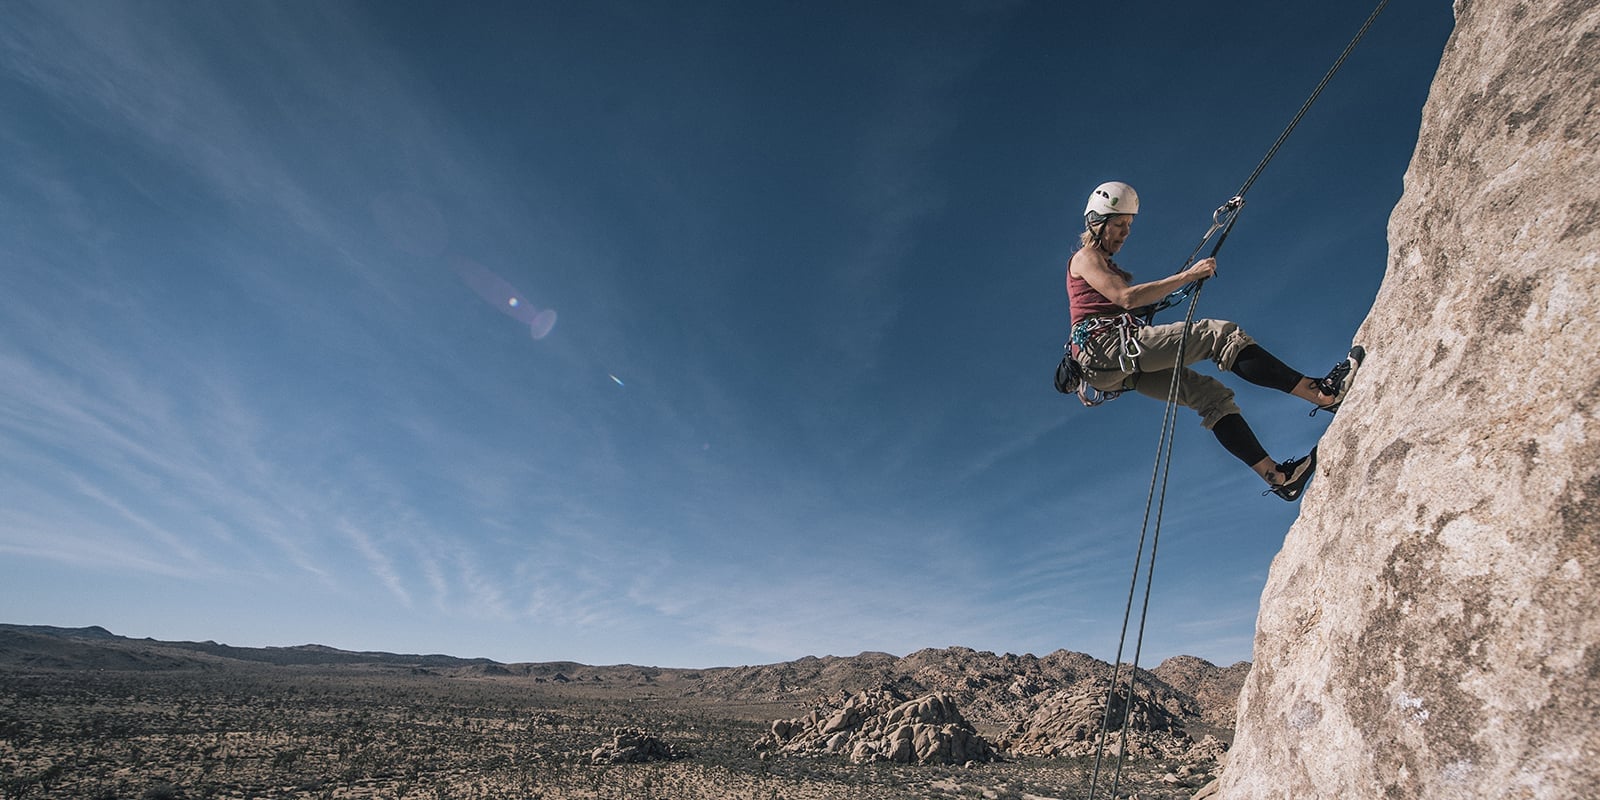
1218;1;1600;798
755;685;997;765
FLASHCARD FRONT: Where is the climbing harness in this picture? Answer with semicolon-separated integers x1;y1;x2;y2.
1083;2;1391;797
1055;313;1147;406
1071;314;1146;373
1054;358;1120;407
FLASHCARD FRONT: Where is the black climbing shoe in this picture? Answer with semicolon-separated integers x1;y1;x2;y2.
1312;345;1365;415
1267;447;1317;501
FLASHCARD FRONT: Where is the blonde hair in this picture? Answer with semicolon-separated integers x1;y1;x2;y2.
1080;214;1110;250
1080;212;1126;250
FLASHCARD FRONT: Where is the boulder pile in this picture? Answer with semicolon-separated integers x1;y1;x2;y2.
755;685;997;766
1001;681;1229;789
1000;682;1194;760
588;727;688;764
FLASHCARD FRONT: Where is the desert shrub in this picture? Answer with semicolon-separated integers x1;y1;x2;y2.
140;781;182;800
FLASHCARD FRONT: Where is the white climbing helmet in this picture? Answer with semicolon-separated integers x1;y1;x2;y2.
1084;181;1140;222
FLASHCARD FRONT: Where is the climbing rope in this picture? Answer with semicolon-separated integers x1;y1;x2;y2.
1085;2;1390;797
1086;200;1238;800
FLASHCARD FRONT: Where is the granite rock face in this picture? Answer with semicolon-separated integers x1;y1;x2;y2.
1218;1;1600;798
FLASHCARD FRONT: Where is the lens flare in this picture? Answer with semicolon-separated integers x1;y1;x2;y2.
529;309;557;340
453;257;557;340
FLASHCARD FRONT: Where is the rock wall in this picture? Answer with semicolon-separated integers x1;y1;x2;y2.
1218;1;1600;798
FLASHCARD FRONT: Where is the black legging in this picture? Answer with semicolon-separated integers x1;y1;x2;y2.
1210;345;1306;467
1231;344;1302;393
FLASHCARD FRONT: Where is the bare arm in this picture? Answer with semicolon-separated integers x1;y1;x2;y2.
1070;250;1216;311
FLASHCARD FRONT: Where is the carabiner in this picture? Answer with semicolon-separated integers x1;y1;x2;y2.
1213;196;1245;226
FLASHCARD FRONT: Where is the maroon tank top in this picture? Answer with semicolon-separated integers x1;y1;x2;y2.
1067;251;1131;325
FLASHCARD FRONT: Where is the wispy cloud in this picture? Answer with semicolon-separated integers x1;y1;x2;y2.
0;0;1403;668
2;3;327;233
0;297;317;583
337;520;411;607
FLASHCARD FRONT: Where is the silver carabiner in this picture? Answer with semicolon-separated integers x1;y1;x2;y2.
1213;196;1245;226
1117;323;1144;373
1192;197;1246;246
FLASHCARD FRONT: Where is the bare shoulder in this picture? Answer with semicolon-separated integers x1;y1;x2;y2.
1069;246;1111;280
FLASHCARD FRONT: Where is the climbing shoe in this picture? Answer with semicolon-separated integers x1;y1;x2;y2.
1267;447;1317;501
1312;345;1366;415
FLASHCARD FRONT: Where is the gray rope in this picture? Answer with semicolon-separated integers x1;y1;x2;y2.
1235;0;1392;200
1084;3;1389;796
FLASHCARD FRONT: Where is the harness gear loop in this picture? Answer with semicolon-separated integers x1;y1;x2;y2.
1071;313;1147;372
1054;351;1124;407
1057;313;1147;406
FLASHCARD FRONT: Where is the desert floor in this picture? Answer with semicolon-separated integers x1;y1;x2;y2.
0;664;1208;799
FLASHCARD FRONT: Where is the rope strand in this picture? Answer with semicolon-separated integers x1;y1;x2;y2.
1235;0;1392;200
1084;3;1387;796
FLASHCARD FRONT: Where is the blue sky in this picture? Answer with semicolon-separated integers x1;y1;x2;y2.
0;1;1453;669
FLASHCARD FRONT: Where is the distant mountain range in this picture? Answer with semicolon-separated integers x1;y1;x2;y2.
0;623;1249;729
0;623;508;671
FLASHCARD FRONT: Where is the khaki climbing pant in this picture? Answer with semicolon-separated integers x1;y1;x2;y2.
1077;318;1256;430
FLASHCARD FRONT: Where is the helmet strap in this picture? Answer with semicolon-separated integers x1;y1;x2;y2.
1086;214;1109;250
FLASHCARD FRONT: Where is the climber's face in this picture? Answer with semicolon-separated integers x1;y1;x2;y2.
1100;215;1133;254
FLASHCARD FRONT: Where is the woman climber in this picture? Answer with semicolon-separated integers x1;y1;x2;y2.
1065;181;1362;501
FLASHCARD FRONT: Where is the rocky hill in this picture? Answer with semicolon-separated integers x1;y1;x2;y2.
1217;0;1600;797
1151;655;1253;729
0;623;1246;735
0;623;501;672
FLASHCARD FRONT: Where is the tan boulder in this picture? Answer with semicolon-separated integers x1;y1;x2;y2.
753;685;997;765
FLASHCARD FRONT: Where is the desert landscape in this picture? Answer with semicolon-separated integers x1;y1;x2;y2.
0;624;1243;799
